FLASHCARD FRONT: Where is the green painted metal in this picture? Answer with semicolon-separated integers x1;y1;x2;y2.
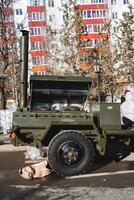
20;30;29;109
12;110;94;136
30;75;92;82
12;29;134;159
12;75;95;145
100;103;121;130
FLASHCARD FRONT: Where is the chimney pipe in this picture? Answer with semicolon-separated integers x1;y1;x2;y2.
20;30;29;109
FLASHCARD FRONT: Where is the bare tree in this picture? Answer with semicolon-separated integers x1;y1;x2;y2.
47;0;85;75
0;0;21;109
47;2;117;101
99;30;117;100
84;22;117;101
113;3;134;84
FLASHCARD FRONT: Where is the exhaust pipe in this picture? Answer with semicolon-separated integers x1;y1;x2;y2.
20;30;29;109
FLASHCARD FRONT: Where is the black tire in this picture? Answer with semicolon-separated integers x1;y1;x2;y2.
48;130;94;176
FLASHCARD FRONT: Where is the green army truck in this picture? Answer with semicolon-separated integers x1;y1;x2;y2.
11;30;134;176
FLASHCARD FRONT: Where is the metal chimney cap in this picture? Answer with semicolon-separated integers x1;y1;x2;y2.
20;30;29;35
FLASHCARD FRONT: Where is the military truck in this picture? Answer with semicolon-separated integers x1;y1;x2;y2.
11;30;134;176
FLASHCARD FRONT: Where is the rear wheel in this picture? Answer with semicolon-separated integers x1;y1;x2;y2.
47;130;94;176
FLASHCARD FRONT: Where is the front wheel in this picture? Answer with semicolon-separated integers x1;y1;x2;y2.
47;130;94;176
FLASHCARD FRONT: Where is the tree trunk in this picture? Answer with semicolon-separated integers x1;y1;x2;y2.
0;79;6;109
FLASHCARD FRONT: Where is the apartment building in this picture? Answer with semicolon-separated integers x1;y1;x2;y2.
45;0;63;29
13;0;27;31
27;0;48;75
13;0;48;75
78;0;108;43
108;0;133;44
44;0;109;70
12;0;134;74
77;0;109;68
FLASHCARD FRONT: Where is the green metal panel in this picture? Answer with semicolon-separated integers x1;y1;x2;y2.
29;75;92;110
30;75;92;83
13;110;93;135
100;103;121;130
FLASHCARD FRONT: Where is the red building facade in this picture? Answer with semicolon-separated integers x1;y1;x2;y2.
78;0;109;69
27;0;109;73
27;0;48;74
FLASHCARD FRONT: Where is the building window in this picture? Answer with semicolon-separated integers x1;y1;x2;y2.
123;0;129;4
92;10;96;18
17;23;24;29
48;0;54;7
111;0;116;5
91;0;105;3
37;71;46;75
77;0;90;3
49;15;55;22
112;12;118;19
113;26;119;33
63;14;68;21
30;27;41;35
79;0;85;3
84;24;103;33
80;52;89;62
28;12;43;21
86;25;92;32
87;11;91;18
5;15;12;22
30;0;40;6
82;10;107;19
96;10;99;17
15;9;23;15
32;56;47;65
83;11;87;18
93;24;102;32
31;42;47;51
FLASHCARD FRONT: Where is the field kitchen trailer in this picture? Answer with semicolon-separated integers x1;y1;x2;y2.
10;30;134;176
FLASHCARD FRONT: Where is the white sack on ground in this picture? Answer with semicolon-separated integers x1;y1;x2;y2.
19;160;51;179
24;146;44;160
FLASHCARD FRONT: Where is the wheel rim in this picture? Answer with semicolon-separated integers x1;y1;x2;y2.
58;141;84;167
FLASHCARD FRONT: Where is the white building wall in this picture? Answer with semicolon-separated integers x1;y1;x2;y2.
108;0;134;45
45;0;63;29
13;0;32;81
13;0;28;31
